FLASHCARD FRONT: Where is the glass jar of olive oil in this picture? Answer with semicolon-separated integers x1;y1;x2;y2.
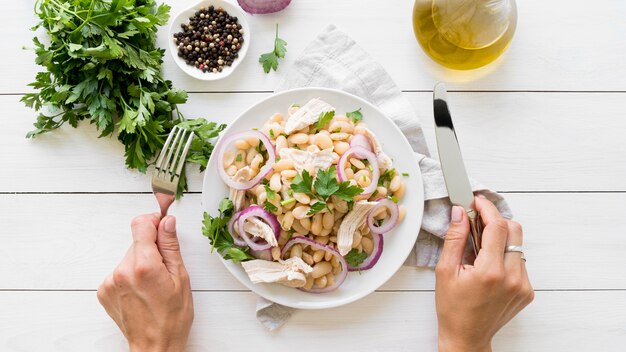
413;0;517;70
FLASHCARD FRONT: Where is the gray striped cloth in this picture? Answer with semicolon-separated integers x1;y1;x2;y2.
256;25;512;330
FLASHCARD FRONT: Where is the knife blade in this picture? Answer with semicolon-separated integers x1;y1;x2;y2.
433;82;483;256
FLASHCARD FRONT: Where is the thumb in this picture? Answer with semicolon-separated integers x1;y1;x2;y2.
437;206;470;271
157;216;185;275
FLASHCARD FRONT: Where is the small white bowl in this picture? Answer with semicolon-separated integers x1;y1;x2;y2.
168;0;250;81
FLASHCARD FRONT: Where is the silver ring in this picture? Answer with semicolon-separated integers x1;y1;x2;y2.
505;245;523;253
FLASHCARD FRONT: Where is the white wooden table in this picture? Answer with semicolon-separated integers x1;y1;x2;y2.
2;0;626;350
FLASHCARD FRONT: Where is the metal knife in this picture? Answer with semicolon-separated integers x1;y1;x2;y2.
433;82;483;256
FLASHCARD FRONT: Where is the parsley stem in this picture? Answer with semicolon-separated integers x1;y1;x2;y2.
280;198;296;206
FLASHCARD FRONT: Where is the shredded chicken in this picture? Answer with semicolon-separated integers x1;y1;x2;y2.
241;257;313;288
244;217;278;247
337;201;378;255
229;166;253;211
284;98;335;134
358;128;393;170
279;147;334;175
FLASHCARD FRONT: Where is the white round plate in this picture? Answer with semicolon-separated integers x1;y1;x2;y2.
168;0;250;81
201;88;424;309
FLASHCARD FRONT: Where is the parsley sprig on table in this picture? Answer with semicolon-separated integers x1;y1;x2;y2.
259;24;287;73
22;0;225;197
291;167;363;216
202;199;254;263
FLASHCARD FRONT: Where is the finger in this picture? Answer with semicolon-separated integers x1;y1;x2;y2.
504;221;524;275
474;197;508;269
437;206;471;272
131;214;160;245
157;216;185;276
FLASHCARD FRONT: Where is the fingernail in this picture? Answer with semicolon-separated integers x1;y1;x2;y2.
451;206;463;223
477;193;487;199
164;216;176;232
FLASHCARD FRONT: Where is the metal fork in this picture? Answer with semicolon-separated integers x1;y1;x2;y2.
151;126;194;217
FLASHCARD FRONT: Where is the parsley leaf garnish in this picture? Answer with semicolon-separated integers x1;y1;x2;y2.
316;110;335;130
201;199;254;263
291;167;364;215
345;249;368;267
259;24;287;73
264;200;279;213
346;108;363;123
264;185;277;200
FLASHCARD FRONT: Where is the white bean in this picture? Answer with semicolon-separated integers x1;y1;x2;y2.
302;252;314;266
314;276;327;289
313;250;324;263
395;181;406;200
251;154;264;170
352;231;362;248
234;139;250;150
314;133;334;149
315;235;329;245
294;193;311;204
282;211;295;230
272;159;294;172
389;175;402;192
330;132;350;141
299;217;312;231
226;165;237;176
270;113;283;123
271;247;281;260
362;237;374;255
376;186;388;198
304;275;314;290
290;244;302;258
222;150;235;168
292;205;311;219
269;173;282;192
311;214;323;235
350;158;366;169
324;250;333;262
292;220;309;235
288;133;308;145
307;145;320;153
333;141;350;155
311;261;332;279
281;170;298;178
246;137;260;148
276;135;288;152
322;212;334;230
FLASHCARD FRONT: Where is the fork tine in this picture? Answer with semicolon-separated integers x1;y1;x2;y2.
156;126;179;172
167;129;190;181
173;130;195;180
158;127;184;177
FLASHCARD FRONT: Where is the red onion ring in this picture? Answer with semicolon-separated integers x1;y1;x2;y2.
237;0;291;14
237;205;280;251
347;234;384;271
249;248;272;261
336;146;380;195
227;211;248;247
349;134;372;152
217;131;276;190
281;237;348;293
367;198;400;235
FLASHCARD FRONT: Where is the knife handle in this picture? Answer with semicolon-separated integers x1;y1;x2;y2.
468;209;483;256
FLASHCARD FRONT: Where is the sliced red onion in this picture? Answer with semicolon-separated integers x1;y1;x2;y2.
336;146;380;195
347;234;384;271
237;0;291;14
350;134;372;152
237;205;280;251
227;211;247;247
249;248;272;261
367;198;400;235
281;237;348;293
217;131;275;190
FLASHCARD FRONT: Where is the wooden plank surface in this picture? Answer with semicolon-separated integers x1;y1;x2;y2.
3;0;626;94
1;193;624;291
1;291;625;352
4;92;626;193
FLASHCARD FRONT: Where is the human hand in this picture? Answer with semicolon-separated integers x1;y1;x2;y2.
97;214;194;352
435;196;534;352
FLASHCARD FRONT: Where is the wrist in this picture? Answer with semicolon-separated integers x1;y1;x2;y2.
129;341;185;352
438;335;492;352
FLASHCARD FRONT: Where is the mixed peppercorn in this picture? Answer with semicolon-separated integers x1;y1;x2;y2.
173;6;244;73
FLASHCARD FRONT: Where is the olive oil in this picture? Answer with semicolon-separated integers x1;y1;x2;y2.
412;0;517;70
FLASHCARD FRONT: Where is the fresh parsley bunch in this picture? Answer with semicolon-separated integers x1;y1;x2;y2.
22;0;224;196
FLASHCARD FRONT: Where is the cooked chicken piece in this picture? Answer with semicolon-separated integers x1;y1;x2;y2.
241;257;313;288
337;200;378;255
358;128;393;170
284;98;335;134
229;166;253;211
279;147;334;175
243;217;278;247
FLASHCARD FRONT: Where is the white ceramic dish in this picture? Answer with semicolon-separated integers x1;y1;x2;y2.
168;0;250;81
201;88;424;309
